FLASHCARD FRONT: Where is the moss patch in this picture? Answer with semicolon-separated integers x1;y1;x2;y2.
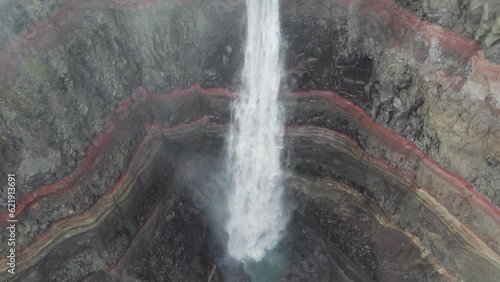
23;56;53;76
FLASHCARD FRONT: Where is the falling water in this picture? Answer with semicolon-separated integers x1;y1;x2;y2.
225;0;288;261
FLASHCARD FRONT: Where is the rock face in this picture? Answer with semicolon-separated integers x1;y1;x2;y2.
0;0;243;205
0;88;497;281
283;0;500;207
0;0;499;281
395;0;500;63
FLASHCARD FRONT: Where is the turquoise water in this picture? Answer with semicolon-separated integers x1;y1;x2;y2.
243;240;288;282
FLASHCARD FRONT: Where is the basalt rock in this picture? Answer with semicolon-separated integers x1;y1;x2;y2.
394;0;500;63
0;88;497;281
0;0;499;281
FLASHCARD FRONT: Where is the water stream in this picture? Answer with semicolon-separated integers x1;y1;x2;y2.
225;0;288;262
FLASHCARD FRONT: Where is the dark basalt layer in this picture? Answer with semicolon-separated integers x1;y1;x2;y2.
393;0;500;63
1;0;500;281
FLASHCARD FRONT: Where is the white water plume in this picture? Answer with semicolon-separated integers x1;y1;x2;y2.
225;0;288;261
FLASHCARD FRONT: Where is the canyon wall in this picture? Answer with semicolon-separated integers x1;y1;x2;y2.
0;0;499;281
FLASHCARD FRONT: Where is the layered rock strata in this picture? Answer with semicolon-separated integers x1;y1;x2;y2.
0;88;498;281
0;0;499;281
283;0;500;206
2;0;499;208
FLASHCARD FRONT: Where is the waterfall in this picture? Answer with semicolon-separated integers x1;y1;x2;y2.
225;0;288;261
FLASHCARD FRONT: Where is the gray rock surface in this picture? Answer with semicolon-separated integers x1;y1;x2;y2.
396;0;500;63
283;0;500;205
0;0;244;209
0;0;72;47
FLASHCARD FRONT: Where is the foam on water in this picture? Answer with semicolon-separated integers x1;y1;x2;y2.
225;0;288;261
